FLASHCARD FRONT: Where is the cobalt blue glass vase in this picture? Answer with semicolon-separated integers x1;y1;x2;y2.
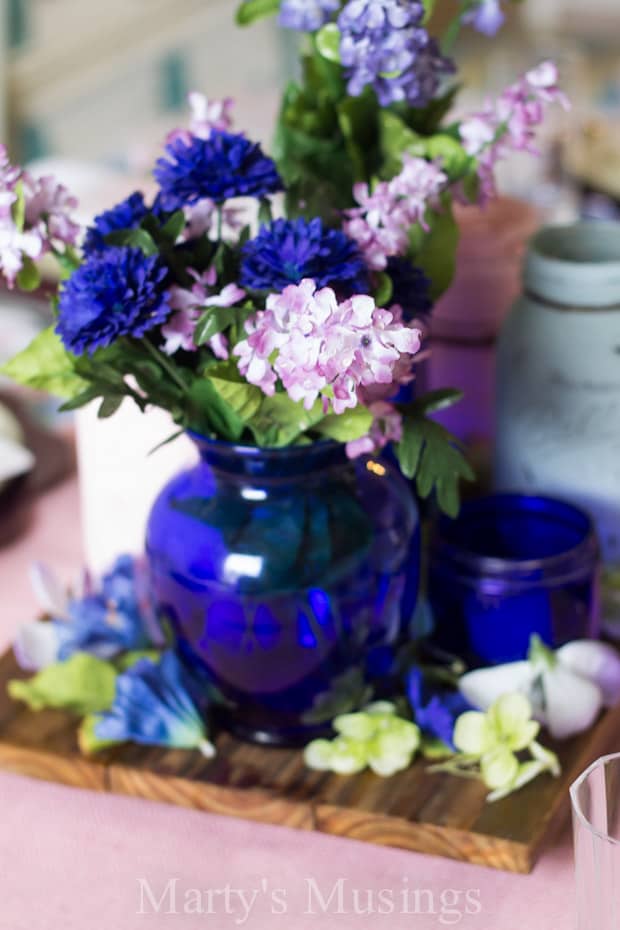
146;435;419;745
429;493;600;666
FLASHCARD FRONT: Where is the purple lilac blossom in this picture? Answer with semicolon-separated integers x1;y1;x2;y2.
338;0;455;107
56;246;171;355
459;60;569;201
153;131;283;210
0;145;79;286
240;217;369;295
463;0;505;36
161;267;245;357
279;0;340;31
343;155;447;270
234;278;421;414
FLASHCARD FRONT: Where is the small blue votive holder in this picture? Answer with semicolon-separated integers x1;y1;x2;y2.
429;494;600;665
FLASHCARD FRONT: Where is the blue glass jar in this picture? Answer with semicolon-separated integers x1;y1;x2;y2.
429;494;600;666
146;436;419;745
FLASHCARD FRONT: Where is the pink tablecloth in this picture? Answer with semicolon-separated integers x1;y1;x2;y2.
0;480;575;929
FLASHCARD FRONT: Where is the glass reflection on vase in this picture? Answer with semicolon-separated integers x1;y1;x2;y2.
146;436;419;745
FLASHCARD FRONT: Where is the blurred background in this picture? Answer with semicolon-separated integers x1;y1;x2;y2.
1;0;619;562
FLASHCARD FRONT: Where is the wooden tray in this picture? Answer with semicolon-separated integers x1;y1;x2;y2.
0;645;617;874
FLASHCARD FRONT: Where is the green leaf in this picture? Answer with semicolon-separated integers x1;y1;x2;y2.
1;326;89;399
422;0;437;21
161;210;186;242
115;650;161;672
409;197;460;301
106;227;158;256
424;133;473;180
78;714;122;755
316;23;341;63
16;257;41;291
395;412;474;516
415;388;464;415
56;246;81;280
248;394;325;447
379;111;423;177
314;407;373;443
8;653;117;715
194;307;236;345
209;373;264;426
235;0;280;25
98;395;124;418
11;179;26;231
257;198;273;227
186;378;243;441
373;271;393;308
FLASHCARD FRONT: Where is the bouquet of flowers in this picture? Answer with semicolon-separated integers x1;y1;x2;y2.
1;0;565;516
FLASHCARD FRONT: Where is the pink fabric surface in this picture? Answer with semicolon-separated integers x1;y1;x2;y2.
0;479;576;929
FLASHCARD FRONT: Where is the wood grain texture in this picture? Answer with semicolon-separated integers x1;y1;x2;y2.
0;645;616;874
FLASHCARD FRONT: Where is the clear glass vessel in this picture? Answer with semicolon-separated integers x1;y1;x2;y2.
571;753;620;930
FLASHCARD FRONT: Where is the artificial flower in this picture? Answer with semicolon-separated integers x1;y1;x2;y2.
14;556;157;671
234;278;421;413
93;650;216;756
168;92;234;145
240;217;369;295
343;155;448;270
459;61;569;201
153;130;283;210
279;0;340;31
23;174;80;249
406;666;471;750
304;701;421;776
345;401;403;457
432;692;560;802
56;246;170;354
9;653;117;715
161;268;245;356
458;636;620;740
338;0;455;107
82;192;150;254
462;0;505;36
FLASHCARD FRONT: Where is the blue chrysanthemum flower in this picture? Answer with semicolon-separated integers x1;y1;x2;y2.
56;246;171;355
83;192;150;254
387;256;432;321
240;217;370;295
153;131;284;210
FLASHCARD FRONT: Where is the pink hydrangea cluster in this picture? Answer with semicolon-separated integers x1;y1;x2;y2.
161;266;245;358
0;144;80;286
345;401;404;459
459;61;569;201
234;278;421;415
343;155;447;270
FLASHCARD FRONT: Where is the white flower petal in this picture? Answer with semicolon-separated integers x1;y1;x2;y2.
13;621;60;671
458;661;533;711
541;665;603;739
557;640;620;707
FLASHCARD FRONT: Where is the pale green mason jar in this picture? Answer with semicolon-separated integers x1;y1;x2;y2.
495;222;620;562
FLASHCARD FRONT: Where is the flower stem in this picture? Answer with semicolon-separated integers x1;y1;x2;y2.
142;338;188;394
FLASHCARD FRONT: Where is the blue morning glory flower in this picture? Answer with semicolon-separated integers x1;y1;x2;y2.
407;667;470;749
153;131;284;210
386;256;432;321
94;651;215;755
83;192;150;255
14;556;156;671
240;217;370;295
56;246;171;355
